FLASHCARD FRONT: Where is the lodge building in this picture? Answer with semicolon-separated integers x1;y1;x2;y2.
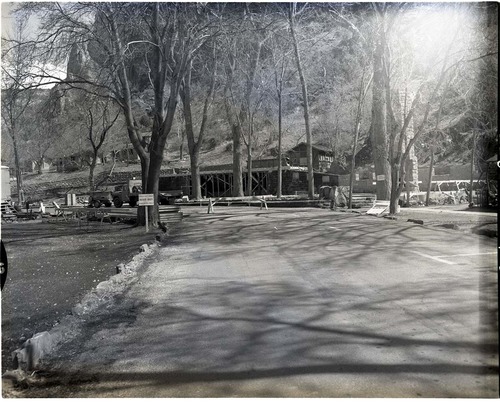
159;143;340;198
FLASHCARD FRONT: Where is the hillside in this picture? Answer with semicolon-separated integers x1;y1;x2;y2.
17;127;310;191
16;132;490;200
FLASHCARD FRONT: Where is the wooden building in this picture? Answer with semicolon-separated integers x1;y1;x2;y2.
158;153;339;199
287;142;335;172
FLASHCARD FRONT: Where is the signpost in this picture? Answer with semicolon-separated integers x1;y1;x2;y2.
138;194;155;232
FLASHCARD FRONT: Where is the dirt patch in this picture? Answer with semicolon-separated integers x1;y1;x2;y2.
1;219;163;373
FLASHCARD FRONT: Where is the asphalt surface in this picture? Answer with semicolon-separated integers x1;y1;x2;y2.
1;219;158;372
6;206;497;397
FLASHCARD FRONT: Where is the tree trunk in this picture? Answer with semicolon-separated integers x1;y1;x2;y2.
136;154;150;224
425;147;434;206
289;7;314;199
232;123;244;197
107;6;150;225
188;143;202;200
241;39;263;198
36;156;43;175
146;151;163;227
371;32;391;201
389;161;400;214
181;54;215;201
405;158;412;207
190;153;201;200
179;129;184;160
11;123;24;204
277;91;283;198
223;58;245;198
348;68;370;209
89;158;97;191
224;33;262;198
247;133;252;196
348;119;361;209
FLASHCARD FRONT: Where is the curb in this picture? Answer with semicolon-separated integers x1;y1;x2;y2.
404;218;497;238
470;227;498;238
378;212;497;238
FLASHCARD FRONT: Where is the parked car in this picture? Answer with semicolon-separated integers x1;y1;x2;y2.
88;191;113;208
112;181;142;208
158;190;183;205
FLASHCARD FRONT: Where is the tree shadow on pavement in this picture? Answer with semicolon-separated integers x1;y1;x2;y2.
7;208;497;398
19;276;498;398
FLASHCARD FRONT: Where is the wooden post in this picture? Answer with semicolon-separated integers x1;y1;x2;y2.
138;194;154;232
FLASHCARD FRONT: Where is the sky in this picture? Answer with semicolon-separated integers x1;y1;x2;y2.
1;2;15;38
1;2;41;39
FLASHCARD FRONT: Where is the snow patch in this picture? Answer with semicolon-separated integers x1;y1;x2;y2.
11;331;60;372
73;243;157;316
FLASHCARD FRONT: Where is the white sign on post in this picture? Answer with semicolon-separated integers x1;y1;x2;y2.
138;194;155;232
138;194;155;206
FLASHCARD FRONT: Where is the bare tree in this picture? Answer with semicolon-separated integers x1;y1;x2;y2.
1;15;37;203
370;3;393;201
288;3;314;199
383;4;478;214
82;98;121;190
274;57;287;198
348;63;372;208
222;6;270;197
23;3;219;225
7;2;496;212
242;95;265;196
19;90;60;175
180;43;217;200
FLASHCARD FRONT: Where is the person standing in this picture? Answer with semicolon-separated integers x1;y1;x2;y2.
329;186;338;210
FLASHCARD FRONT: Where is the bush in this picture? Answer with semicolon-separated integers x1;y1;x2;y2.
64;161;80;172
205;138;217;151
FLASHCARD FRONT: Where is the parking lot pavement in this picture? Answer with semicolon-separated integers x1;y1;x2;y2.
6;207;498;397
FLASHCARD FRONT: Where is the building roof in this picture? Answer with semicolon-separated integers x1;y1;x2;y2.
290;142;333;154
